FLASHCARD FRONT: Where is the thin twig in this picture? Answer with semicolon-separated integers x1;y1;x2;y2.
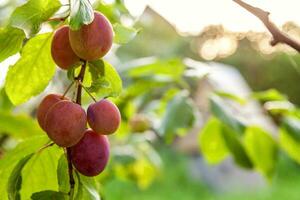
78;81;97;103
62;81;75;98
150;128;164;142
74;61;87;105
72;81;78;102
233;0;300;52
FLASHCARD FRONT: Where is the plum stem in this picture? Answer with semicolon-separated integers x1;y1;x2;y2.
75;60;87;105
66;60;87;199
62;81;75;98
78;80;98;103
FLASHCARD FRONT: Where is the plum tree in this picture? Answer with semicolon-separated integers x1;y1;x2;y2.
70;129;110;177
87;99;121;135
51;26;81;70
69;12;114;60
0;0;133;197
37;94;68;131
44;100;87;147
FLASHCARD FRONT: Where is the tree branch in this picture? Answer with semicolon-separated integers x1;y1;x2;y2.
66;60;87;199
75;61;87;105
233;0;300;52
66;148;75;199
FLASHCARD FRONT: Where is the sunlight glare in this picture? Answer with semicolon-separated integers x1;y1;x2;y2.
124;0;300;34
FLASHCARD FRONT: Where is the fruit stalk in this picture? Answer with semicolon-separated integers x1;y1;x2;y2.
75;60;87;105
66;60;87;198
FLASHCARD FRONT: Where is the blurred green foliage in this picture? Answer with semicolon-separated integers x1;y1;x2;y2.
1;0;300;200
221;42;300;105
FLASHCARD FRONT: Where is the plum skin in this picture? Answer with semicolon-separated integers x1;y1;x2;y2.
44;100;87;147
37;94;68;131
51;26;80;70
70;129;110;177
69;12;114;61
87;99;121;135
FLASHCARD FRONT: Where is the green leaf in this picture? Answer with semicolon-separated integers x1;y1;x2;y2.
210;96;246;135
67;67;75;81
88;60;122;98
21;145;63;199
0;27;25;63
7;154;34;200
57;155;70;193
9;0;61;36
114;23;139;44
125;58;185;80
124;79;170;98
0;136;49;200
0;111;43;138
69;0;94;30
158;92;196;143
264;100;294;115
93;0;130;24
31;191;67;200
5;33;56;105
222;125;253;169
74;64;92;87
251;89;286;102
74;172;100;200
214;91;246;105
281;116;300;142
279;127;300;164
0;88;13;111
244;126;277;179
199;117;229;164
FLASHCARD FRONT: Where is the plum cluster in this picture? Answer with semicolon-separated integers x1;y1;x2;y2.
37;95;120;176
37;11;119;177
51;11;113;69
